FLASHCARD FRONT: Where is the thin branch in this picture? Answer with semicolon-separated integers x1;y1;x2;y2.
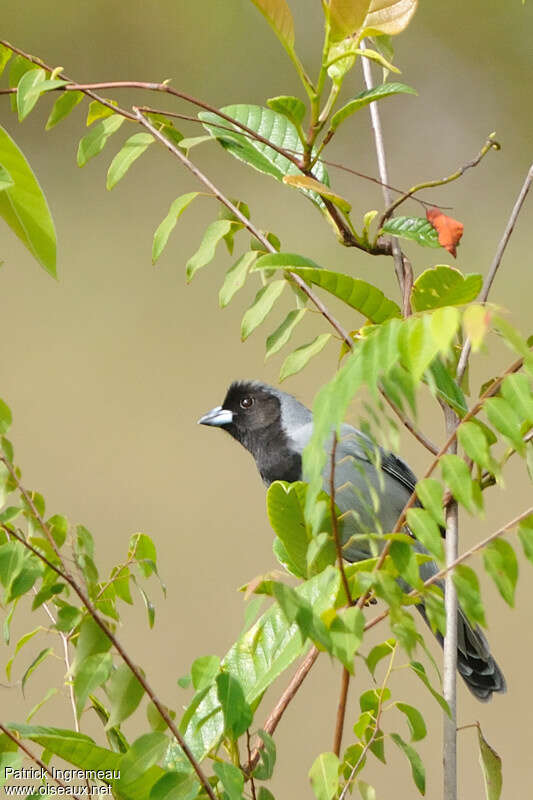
442;406;459;800
133;107;356;349
360;40;405;295
362;505;533;634
329;436;353;756
0;724;82;800
0;520;217;800
246;646;320;772
245;730;257;800
456;163;533;381
338;643;397;800
377;134;501;231
380;389;439;455
333;666;351;757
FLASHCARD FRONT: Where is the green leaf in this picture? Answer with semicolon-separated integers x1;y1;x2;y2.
191;655;220;692
358;781;377;800
381;216;441;248
390;733;425;794
186;219;233;282
330;82;416;131
477;725;503;800
399;315;440;381
8;724;121;774
215;672;253;740
86;99;117;126
279;334;331;381
0;124;57;277
409;661;451;716
74;652;113;718
107;133;154;190
249;0;295;51
458;422;496;474
0;43;12;77
518;515;533;563
241;280;286;340
266;308;306;358
212;762;244;800
6;626;45;681
9;56;35;111
267;481;310;579
22;647;52;694
328;0;371;42
120;733;169;785
440;453;482;514
406;508;444;561
412;266;482;311
138;585;156;628
329;605;365;671
77;114;125;167
149;770;198;800
415;479;445;527
390;540;421;589
267;95;306;127
129;532;158;578
396;702;427;742
46;90;84;130
257;789;275;800
0;165;14;192
0;399;12;435
483;539;518;607
73;617;111;673
218;251;257;307
363;0;418;36
500;373;533;425
453;565;486;627
428;358;467;417
484;396;525;454
26;687;58;723
255;257;401;322
309;752;340;800
152;192;199;264
366;639;395;677
17;70;68;121
106;663;145;728
200;105;329;209
253;730;276;780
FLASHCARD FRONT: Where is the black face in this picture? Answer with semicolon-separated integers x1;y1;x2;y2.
217;381;302;486
222;382;281;439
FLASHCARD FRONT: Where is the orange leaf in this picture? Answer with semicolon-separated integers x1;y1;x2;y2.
426;207;464;257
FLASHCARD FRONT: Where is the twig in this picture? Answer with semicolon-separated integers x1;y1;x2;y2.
380;389;438;455
0;518;217;800
456;163;533;381
329;437;353;756
0;724;82;799
246;646;320;772
333;666;351;757
377;134;501;231
362;505;533;634
338;643;397;800
133;107;356;350
442;406;458;800
360;40;405;295
245;730;257;800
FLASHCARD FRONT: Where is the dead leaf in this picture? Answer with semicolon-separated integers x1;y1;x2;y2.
426;207;464;257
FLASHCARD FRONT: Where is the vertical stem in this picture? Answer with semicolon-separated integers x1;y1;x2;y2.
359;41;405;295
443;407;458;800
333;666;351;756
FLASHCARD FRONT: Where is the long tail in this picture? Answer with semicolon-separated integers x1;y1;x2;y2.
416;603;506;701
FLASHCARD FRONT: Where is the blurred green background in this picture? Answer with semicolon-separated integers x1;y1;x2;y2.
1;1;532;796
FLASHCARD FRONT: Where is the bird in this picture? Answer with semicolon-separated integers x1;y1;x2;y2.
198;379;506;701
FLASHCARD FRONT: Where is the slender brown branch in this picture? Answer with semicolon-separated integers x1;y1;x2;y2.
0;521;217;800
245;730;257;800
380;389;439;455
377;133;501;232
333;666;351;756
456;163;533;381
246;645;320;772
133;107;356;349
362;505;533;635
0;724;82;799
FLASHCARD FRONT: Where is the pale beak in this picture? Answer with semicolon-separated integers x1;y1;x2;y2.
197;405;234;427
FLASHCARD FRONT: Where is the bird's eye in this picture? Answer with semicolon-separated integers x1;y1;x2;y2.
240;396;254;409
